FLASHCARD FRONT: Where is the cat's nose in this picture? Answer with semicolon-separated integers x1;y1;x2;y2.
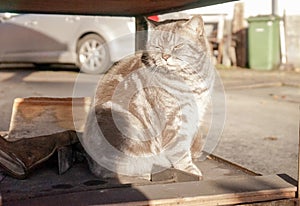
162;53;171;61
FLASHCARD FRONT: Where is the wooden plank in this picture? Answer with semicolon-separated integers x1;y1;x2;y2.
5;175;296;206
7;97;91;140
240;199;298;206
0;0;237;16
231;2;247;67
298;119;300;198
0;156;253;203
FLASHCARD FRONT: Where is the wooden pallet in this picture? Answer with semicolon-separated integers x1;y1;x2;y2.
0;97;297;206
3;175;296;206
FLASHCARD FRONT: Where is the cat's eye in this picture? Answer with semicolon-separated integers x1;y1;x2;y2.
174;43;185;50
151;45;161;51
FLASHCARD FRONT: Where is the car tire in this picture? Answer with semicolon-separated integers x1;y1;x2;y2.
34;63;51;69
76;34;110;74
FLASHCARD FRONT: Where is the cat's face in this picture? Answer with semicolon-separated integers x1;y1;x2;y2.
146;16;209;71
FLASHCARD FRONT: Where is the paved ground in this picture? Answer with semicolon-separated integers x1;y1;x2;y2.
0;64;299;179
215;69;300;179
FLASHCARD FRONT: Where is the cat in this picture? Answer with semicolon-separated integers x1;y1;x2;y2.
80;15;215;180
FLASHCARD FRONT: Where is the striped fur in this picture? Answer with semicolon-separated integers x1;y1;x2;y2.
82;15;215;179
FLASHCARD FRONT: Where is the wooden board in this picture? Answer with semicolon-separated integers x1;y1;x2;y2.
241;199;298;206
0;156;253;203
3;174;296;206
0;0;237;16
7;97;91;140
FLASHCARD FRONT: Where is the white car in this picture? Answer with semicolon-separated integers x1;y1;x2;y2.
0;13;135;74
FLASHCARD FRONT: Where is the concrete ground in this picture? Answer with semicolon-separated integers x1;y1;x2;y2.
0;65;299;179
215;68;300;179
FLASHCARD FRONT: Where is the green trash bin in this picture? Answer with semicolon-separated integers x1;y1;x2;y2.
248;15;281;70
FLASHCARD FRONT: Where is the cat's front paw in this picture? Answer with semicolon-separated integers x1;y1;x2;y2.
173;162;203;180
188;167;203;180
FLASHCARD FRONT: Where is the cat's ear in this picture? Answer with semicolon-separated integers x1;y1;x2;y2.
183;15;205;36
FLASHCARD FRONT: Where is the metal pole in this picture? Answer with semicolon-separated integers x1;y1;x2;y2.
135;16;148;51
279;14;287;65
272;0;278;16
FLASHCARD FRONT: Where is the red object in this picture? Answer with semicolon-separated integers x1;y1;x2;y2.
148;15;159;21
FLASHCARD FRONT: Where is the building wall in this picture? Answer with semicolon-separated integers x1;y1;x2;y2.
285;15;300;67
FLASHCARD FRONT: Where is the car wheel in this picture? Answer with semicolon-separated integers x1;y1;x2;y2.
34;63;51;69
76;34;110;74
